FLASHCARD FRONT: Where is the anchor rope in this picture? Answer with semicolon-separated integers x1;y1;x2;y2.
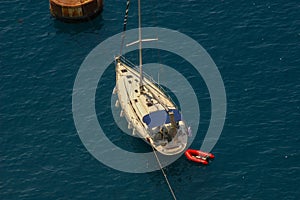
150;145;177;200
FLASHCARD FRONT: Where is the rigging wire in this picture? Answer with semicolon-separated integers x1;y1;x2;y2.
150;144;177;200
119;2;177;198
120;0;130;55
149;0;163;86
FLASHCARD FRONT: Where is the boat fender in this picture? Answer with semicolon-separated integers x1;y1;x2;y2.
128;122;132;129
113;86;117;94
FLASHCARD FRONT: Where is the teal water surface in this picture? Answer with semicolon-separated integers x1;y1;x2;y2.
1;0;299;199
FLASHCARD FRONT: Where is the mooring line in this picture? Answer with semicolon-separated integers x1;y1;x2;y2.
150;145;177;200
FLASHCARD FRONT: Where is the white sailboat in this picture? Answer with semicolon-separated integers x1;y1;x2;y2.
114;0;188;155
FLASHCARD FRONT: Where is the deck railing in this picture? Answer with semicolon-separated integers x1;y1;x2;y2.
115;55;178;109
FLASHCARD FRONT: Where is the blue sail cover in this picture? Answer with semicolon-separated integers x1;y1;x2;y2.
142;109;182;128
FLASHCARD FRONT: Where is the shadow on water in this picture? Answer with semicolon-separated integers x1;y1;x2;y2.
52;15;104;35
50;14;105;53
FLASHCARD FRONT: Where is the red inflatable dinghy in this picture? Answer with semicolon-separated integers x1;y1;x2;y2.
185;149;215;165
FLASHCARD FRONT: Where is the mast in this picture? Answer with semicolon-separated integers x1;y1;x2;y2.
138;0;143;91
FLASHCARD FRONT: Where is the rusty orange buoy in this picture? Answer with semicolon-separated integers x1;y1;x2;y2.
50;0;103;22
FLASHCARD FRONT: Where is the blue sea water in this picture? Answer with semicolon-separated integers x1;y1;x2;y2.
1;0;300;199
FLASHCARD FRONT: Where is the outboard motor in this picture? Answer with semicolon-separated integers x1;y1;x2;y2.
168;111;177;138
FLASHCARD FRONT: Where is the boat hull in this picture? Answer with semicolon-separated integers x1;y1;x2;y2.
115;57;188;155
